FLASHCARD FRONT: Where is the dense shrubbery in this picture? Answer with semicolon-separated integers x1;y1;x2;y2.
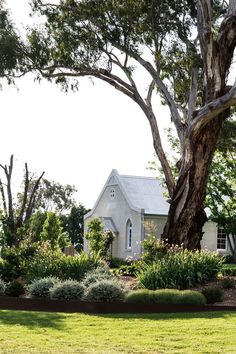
27;249;101;282
202;287;223;304
82;265;114;287
85;280;125;302
5;280;25;297
141;237;168;263
28;277;59;298
221;264;236;276
137;248;223;290
221;277;235;289
50;280;85;300
126;289;206;305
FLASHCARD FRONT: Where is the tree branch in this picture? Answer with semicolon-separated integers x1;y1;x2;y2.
16;163;29;228
25;171;45;222
189;82;236;137
0;178;7;214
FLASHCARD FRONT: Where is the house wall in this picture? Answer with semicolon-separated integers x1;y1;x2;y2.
143;215;231;255
84;183;142;259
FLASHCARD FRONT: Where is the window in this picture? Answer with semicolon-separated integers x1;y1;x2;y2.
126;219;132;249
217;228;227;250
109;188;115;199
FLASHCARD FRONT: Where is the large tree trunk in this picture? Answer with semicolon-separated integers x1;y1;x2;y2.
162;116;224;249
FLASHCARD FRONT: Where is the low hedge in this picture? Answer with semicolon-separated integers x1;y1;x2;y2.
125;289;206;305
221;264;236;276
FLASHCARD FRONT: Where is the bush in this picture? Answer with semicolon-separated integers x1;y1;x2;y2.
28;277;60;298
27;251;101;282
5;280;25;297
221;277;235;289
202;287;223;304
0;279;5;296
50;280;85;300
142;237;168;263
108;257;127;268
137;249;223;290
221;264;236;276
115;264;139;276
82;266;114;287
0;241;39;282
85;280;125;302
125;289;206;305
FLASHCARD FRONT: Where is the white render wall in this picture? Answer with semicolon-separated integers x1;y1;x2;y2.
84;183;143;259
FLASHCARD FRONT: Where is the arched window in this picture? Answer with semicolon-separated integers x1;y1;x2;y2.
126;219;132;249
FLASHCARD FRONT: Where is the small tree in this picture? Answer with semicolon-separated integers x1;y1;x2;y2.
40;212;69;251
85;218;114;259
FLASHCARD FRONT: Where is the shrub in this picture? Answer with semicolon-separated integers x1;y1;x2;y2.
221;277;235;289
5;280;25;297
142;237;168;263
82;266;114;287
116;264;139;276
0;279;5;296
28;277;60;298
85;280;125;302
137;249;223;290
125;289;206;305
108;257;127;268
0;241;39;282
50;280;85;300
202;287;223;304
27;251;101;282
221;264;236;276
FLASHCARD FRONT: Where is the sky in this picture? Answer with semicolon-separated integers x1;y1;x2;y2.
2;0;171;209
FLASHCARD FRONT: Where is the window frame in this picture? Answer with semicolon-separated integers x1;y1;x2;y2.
217;228;227;251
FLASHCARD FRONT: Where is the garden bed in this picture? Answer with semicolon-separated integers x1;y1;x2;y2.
0;296;236;313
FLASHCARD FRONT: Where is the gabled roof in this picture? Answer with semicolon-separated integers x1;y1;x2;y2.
85;169;170;219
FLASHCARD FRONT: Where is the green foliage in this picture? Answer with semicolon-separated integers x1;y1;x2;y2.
221;264;236;276
27;247;101;282
201;287;223;304
108;257;127;268
0;279;5;296
114;263;140;276
221;277;235;289
50;280;85;300
0;241;39;281
28;277;60;298
5;280;25;297
142;236;169;263
125;289;206;305
61;204;88;252
40;212;69;251
86;218;114;259
137;248;223;290
85;280;125;302
82;265;114;287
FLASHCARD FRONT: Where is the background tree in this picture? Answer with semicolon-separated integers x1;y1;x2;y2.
61;204;88;252
207;119;236;260
28;0;236;249
40;211;69;250
0;1;25;83
0;155;44;246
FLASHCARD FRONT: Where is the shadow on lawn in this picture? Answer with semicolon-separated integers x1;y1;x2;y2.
0;310;66;330
95;311;236;321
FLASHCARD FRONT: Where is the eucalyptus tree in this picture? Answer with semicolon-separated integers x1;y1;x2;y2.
29;0;236;249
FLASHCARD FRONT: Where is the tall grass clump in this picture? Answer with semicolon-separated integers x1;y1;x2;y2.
27;251;101;282
137;248;223;290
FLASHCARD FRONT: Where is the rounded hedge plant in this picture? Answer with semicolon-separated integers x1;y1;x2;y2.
28;277;60;298
5;280;25;297
50;280;85;300
201;287;223;304
82;266;114;287
125;289;206;305
85;280;125;302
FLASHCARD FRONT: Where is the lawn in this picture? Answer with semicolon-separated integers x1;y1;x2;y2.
0;310;236;353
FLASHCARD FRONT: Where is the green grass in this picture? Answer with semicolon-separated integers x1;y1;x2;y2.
0;310;236;353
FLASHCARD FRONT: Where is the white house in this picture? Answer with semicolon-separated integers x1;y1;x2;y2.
84;169;231;259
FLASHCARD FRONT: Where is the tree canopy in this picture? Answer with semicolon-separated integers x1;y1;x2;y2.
27;0;236;248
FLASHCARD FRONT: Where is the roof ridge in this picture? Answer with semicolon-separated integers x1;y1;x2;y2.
120;174;158;181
